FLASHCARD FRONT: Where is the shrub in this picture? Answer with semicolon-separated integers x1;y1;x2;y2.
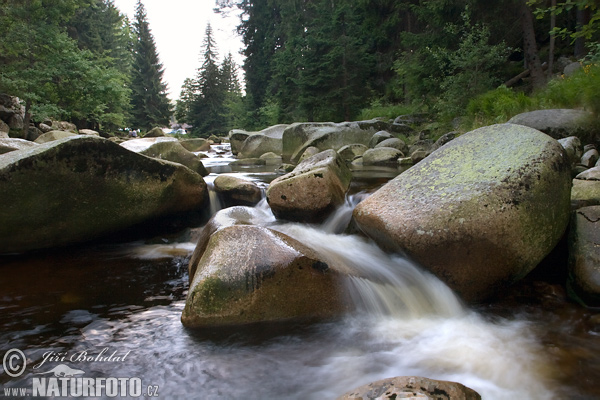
357;100;417;121
465;85;534;127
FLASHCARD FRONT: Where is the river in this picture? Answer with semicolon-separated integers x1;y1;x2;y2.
0;143;598;399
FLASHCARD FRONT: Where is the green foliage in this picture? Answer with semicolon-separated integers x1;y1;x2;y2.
536;63;600;114
357;100;416;121
129;0;172;130
465;86;534;127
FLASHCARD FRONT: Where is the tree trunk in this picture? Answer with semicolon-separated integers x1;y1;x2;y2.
574;7;591;58
548;0;556;77
519;0;546;89
22;99;31;140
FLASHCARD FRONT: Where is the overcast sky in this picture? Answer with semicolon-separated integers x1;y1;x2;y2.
112;0;244;100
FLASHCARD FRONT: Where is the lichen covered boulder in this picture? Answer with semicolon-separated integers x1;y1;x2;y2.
0;136;207;253
182;224;351;328
267;149;351;223
353;124;571;302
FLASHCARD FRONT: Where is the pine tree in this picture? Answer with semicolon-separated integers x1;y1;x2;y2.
189;23;225;137
129;0;171;131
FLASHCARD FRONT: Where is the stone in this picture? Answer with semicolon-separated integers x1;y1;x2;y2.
576;166;600;181
362;147;404;166
180;138;211;152
299;146;321;162
508;109;595;142
213;175;263;207
121;139;208;176
8;114;23;130
34;130;78;144
0;138;38;155
581;148;599;168
337;376;481;400
230;124;289;157
0;136;207;254
0;119;9;135
182;224;351;328
79;129;99;136
338;144;368;162
267;149;351;223
143;127;166;137
353;123;571;302
411;150;429;163
564;62;582;76
259;152;283;165
568;206;600;306
230;158;266;166
368;130;393;148
50;121;77;132
375;137;408;153
38;123;53;133
572;179;600;209
283;121;399;164
558;136;583;168
432;131;458;151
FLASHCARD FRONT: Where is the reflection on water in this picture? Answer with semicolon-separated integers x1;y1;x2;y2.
1;143;599;399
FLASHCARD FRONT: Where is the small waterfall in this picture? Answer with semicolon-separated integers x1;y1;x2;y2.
204;176;223;217
272;223;464;318
321;192;369;234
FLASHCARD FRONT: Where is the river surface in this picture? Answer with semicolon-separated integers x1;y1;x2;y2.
1;143;599;399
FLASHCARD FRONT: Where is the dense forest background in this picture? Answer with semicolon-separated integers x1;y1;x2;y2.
1;0;598;138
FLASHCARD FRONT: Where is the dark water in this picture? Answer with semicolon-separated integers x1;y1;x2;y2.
1;144;599;399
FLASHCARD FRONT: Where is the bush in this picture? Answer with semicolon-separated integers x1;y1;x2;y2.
465;85;534;127
357;100;416;121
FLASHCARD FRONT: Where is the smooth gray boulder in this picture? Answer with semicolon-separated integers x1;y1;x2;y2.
34;130;78;143
180;138;211;152
267;149;351;223
368;130;393;148
0;136;207;254
508;109;595;142
353;124;571;302
558;136;583;168
283;120;404;164
338;144;368;162
362;147;404;166
121;137;208;176
572;179;600;208
230;124;289;157
337;376;481;400
375;137;408;153
568;206;600;306
182;224;351;328
0;138;38;154
213;175;262;207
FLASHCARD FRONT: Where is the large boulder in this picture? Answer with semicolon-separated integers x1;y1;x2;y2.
120;137;208;176
283;120;408;164
50;121;77;132
0;138;38;155
34;130;78;144
0;136;207;254
0;93;24;122
375;137;408;153
338;144;368;162
229;124;289;157
572;179;600;209
213;175;263;207
353;123;571;302
568;206;600;306
508;109;595;142
180;138;211;152
266;149;351;223
181;224;351;328
143;127;165;137
337;376;481;400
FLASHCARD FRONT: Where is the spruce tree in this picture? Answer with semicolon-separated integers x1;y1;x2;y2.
129;0;171;131
189;23;225;137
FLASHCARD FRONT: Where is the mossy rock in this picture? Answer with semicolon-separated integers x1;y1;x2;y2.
0;136;207;253
353;123;571;302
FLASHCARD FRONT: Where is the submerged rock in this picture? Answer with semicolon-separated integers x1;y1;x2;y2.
353;123;571;302
0;136;207;253
266;149;351;223
568;206;600;306
182;224;351;328
337;376;481;400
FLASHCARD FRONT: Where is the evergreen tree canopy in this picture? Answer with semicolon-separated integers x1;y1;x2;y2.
129;0;171;131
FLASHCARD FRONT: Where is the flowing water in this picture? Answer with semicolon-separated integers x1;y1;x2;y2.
1;144;599;399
